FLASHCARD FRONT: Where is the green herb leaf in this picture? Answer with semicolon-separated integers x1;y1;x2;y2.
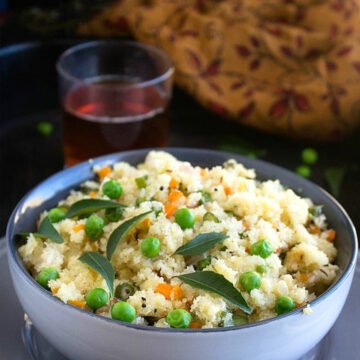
175;232;228;256
79;251;115;296
106;211;152;259
324;167;346;198
66;199;124;218
178;271;252;314
36;216;64;243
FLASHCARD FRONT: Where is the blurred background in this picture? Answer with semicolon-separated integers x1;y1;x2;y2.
0;0;359;235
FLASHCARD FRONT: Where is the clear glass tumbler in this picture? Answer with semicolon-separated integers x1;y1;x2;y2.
57;41;174;166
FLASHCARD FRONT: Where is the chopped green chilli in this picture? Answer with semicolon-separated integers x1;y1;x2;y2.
203;212;220;223
135;176;148;189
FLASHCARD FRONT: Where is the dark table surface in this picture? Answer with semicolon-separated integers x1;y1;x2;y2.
0;40;359;237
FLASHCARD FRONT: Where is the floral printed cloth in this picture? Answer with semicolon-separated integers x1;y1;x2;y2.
79;0;360;141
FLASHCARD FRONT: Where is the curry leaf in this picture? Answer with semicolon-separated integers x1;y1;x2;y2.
66;199;125;218
324;167;346;198
175;232;228;256
106;211;152;259
37;216;64;243
178;271;252;314
79;251;115;296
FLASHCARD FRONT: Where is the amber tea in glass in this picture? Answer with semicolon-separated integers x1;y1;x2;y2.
57;41;173;166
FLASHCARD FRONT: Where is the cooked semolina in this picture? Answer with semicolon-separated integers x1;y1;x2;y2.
18;151;338;328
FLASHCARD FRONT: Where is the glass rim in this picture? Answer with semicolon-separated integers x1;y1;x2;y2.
56;40;174;89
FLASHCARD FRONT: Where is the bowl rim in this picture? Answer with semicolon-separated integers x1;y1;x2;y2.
6;147;358;333
56;40;174;89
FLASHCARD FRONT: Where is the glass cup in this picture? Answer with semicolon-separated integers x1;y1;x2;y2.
57;41;174;166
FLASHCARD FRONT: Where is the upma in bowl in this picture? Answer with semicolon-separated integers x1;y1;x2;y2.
18;151;339;329
7;148;357;360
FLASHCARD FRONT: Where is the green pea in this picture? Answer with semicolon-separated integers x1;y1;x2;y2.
85;288;109;310
85;214;104;239
105;206;124;222
301;148;318;165
166;309;192;328
36;121;53;137
250;240;273;259
255;264;267;274
203;212;220;223
135;176;147;189
102;180;123;199
175;208;195;229
295;165;311;178
111;301;136;323
275;296;296;315
239;271;261;293
141;237;161;258
233;313;249;326
36;267;59;289
115;283;135;300
48;208;66;223
197;256;212;271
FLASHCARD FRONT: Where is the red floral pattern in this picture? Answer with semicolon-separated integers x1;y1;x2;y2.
78;0;360;141
269;90;311;117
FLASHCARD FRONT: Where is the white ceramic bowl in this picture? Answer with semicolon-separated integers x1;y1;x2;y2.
7;148;358;360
